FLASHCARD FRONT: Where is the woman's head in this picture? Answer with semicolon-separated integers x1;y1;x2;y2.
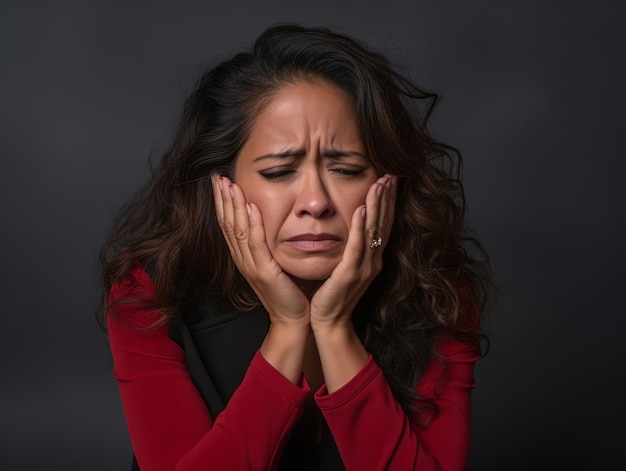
103;22;486;330
163;25;443;294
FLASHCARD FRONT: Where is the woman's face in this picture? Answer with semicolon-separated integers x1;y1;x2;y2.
233;81;378;281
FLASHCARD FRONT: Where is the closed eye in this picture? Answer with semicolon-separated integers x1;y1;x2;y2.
258;168;295;180
332;167;365;176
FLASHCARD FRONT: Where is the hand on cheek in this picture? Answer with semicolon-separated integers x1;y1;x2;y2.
211;174;310;327
310;174;397;328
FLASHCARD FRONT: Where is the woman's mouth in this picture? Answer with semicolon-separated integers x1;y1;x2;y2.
284;233;341;252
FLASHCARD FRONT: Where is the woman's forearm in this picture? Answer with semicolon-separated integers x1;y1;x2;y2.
311;321;369;393
259;322;309;385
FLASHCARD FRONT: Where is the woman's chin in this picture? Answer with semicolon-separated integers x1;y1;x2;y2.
277;255;338;282
287;276;324;298
282;264;336;283
281;262;337;297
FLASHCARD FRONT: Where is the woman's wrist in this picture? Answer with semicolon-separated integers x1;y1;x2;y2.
312;322;369;393
260;322;309;385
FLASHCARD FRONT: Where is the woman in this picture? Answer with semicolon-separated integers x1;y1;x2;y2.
101;24;490;471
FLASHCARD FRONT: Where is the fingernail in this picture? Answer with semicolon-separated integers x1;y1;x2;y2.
360;206;366;217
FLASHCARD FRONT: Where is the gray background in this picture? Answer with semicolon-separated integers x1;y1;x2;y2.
1;1;624;469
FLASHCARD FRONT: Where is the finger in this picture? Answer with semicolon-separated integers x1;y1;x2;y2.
217;176;243;261
329;204;366;280
229;182;254;264
247;202;279;269
212;174;225;226
362;175;389;259
231;186;284;282
377;175;396;250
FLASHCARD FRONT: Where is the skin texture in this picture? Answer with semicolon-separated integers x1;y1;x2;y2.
212;81;397;393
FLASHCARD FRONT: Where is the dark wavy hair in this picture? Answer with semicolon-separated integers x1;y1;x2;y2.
100;24;491;416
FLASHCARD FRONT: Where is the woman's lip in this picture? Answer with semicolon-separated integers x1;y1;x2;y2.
286;233;340;242
284;234;342;252
284;239;341;252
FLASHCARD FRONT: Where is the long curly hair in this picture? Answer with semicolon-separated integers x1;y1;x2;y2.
100;24;490;416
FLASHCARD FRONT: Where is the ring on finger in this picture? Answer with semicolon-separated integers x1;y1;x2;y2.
370;236;382;249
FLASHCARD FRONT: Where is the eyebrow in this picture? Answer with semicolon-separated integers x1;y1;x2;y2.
252;149;366;162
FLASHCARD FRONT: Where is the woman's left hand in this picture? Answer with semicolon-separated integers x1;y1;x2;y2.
310;174;397;329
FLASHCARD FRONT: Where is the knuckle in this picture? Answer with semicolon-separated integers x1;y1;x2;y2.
366;226;378;239
234;228;248;241
222;222;235;235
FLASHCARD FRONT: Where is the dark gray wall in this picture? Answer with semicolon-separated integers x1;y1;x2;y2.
1;1;623;469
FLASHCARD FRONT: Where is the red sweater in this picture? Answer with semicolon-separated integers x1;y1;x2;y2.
108;266;478;470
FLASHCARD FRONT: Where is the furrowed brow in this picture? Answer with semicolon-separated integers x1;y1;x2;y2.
323;150;367;159
252;149;306;162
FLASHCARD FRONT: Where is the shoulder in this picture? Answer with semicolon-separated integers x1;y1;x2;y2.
107;264;185;380
108;262;162;330
109;262;154;300
435;334;478;362
419;334;478;388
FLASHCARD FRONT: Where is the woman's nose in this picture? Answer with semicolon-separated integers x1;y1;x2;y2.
294;171;335;218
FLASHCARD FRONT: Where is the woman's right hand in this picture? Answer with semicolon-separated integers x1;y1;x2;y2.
212;175;311;326
213;175;311;384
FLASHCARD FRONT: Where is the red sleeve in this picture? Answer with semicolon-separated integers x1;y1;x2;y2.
107;266;309;471
315;336;478;471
